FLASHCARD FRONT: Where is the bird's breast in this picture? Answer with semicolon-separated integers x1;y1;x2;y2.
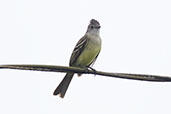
75;36;101;67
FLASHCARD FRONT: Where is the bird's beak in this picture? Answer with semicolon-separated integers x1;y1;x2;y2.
97;26;101;29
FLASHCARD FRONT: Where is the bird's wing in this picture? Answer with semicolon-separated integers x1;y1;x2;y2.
69;36;87;66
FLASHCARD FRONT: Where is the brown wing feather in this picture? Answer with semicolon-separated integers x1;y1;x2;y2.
69;36;87;66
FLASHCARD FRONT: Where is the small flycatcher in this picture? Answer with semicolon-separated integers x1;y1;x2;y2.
53;19;102;98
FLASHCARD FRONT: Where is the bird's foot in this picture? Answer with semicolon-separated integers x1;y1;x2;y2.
86;66;97;76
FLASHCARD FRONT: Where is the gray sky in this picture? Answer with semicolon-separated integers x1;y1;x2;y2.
0;0;171;114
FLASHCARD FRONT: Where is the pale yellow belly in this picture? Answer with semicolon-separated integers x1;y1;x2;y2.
74;38;101;67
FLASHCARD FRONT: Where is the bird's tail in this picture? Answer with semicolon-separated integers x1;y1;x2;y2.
53;73;74;98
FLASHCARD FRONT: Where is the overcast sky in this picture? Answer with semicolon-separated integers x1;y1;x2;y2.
0;0;171;114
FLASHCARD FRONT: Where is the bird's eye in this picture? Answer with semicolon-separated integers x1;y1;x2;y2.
90;26;94;28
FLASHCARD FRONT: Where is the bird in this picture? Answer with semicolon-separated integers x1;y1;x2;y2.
53;19;102;98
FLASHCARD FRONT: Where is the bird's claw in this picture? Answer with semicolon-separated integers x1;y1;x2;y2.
86;66;97;76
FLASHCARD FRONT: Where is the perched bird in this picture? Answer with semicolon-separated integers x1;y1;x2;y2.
53;19;102;98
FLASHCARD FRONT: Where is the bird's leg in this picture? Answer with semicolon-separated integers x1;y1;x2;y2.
86;66;97;76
